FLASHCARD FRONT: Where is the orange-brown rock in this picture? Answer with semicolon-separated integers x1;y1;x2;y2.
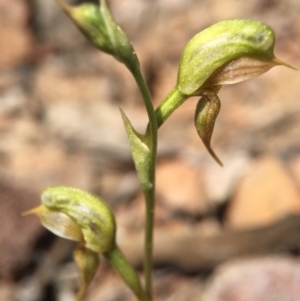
0;0;32;69
156;158;207;215
226;156;300;229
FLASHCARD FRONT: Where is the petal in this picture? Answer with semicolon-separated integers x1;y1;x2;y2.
208;56;298;86
73;244;100;301
23;205;84;242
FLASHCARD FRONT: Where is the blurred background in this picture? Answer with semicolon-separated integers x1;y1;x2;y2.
1;0;300;300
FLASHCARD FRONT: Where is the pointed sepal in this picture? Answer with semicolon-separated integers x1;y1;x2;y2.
195;89;223;166
73;244;100;301
120;109;153;191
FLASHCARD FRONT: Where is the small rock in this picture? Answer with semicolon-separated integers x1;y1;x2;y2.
32;59;111;105
226;156;300;229
0;117;92;192
203;153;250;204
156;158;207;215
0;281;14;301
202;257;300;301
0;87;26;115
0;0;32;68
287;154;300;191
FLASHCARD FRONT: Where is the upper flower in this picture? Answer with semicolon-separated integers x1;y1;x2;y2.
177;19;296;96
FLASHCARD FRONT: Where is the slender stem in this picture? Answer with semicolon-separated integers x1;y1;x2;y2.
129;67;187;301
131;66;158;153
130;65;157;301
145;86;188;139
140;88;188;297
105;245;147;301
155;86;188;129
142;185;155;300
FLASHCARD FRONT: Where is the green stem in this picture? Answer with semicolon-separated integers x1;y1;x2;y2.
105;245;147;301
145;87;188;137
142;186;155;300
129;63;187;301
130;66;157;301
155;86;188;129
140;87;188;297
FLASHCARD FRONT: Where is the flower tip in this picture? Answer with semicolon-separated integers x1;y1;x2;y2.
205;143;224;167
21;206;43;217
272;57;298;71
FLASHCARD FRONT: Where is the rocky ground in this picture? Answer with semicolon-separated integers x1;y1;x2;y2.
1;0;300;300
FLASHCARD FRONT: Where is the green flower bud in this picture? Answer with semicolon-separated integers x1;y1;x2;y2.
177;19;296;96
23;186;115;300
23;186;145;301
39;186;116;253
155;19;297;165
155;19;297;129
54;0;139;71
24;186;116;254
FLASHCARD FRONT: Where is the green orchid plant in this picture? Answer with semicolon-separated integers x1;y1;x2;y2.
23;1;298;300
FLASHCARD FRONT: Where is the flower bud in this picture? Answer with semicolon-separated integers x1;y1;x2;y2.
24;186;116;254
154;19;297;165
177;19;296;96
23;186;117;301
39;186;116;253
54;0;138;71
